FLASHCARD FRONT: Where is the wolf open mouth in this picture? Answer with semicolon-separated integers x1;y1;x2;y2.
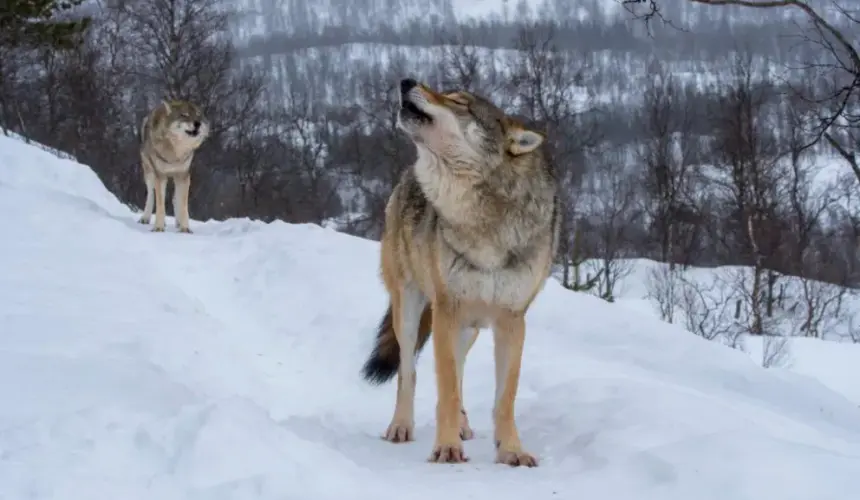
400;100;432;123
185;130;199;137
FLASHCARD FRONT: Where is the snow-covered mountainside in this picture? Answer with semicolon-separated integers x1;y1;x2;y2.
229;0;616;40
228;0;842;118
2;133;860;499
228;0;835;41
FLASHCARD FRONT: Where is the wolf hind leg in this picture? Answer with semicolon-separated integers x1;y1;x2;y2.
456;327;479;440
384;284;427;443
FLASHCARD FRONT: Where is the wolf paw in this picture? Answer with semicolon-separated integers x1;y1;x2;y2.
138;216;150;225
429;441;468;464
495;448;538;467
383;421;414;443
178;227;193;234
151;226;165;232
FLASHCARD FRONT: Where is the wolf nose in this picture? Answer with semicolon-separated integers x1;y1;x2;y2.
193;121;201;128
400;78;417;96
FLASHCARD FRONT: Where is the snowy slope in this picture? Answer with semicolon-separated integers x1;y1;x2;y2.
2;133;860;500
609;258;860;404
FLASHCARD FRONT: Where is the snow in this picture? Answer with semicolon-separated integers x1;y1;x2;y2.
2;132;860;499
606;258;860;405
746;337;860;404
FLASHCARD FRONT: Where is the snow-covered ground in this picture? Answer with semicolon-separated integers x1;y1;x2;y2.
605;258;860;405
2;133;860;499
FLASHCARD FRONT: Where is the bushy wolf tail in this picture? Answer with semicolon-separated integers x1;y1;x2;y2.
361;303;432;385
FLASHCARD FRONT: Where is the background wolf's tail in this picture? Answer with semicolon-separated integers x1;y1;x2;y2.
361;303;432;384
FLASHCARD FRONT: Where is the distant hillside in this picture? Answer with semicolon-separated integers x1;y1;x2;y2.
230;0;853;56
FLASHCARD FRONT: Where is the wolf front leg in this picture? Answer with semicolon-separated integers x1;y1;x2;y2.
492;311;537;467
138;170;154;225
174;173;192;233
152;175;167;232
429;297;468;463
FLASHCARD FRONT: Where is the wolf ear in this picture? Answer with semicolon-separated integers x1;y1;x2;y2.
507;128;544;156
159;100;172;114
443;91;471;106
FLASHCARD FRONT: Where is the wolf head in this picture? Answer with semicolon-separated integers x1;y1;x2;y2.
156;100;210;149
396;78;545;169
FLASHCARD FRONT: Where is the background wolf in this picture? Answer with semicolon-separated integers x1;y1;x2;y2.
138;100;209;233
361;78;560;467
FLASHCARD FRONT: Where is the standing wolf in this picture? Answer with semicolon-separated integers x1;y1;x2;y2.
361;79;560;466
138;100;209;233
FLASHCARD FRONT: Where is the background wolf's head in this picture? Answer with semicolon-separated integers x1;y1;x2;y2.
157;100;210;150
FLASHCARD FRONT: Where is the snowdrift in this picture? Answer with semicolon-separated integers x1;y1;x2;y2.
2;133;860;500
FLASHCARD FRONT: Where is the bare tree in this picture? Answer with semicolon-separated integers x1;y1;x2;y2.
0;43;22;135
847;314;860;343
583;148;639;302
708;51;782;334
117;0;233;103
646;262;681;323
790;277;848;338
336;61;414;239
436;31;503;97
777;89;848;338
277;82;345;224
761;335;791;368
222;110;279;218
636;58;701;268
678;271;743;346
508;22;601;290
831;171;860;285
624;0;860;184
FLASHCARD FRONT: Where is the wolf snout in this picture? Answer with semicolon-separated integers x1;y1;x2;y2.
186;121;203;137
397;78;432;125
400;78;418;98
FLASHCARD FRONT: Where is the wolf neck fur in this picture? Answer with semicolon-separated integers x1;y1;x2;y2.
151;132;195;165
413;146;482;226
412;146;551;270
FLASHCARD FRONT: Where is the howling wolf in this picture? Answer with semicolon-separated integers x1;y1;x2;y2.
361;78;560;466
138;100;209;233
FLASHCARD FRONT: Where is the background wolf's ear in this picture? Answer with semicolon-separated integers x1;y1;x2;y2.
508;128;545;156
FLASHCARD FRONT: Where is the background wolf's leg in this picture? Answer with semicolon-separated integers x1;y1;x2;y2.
152;176;167;232
174;174;192;233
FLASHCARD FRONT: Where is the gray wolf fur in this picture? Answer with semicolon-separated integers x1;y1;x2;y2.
137;100;209;233
361;78;560;467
